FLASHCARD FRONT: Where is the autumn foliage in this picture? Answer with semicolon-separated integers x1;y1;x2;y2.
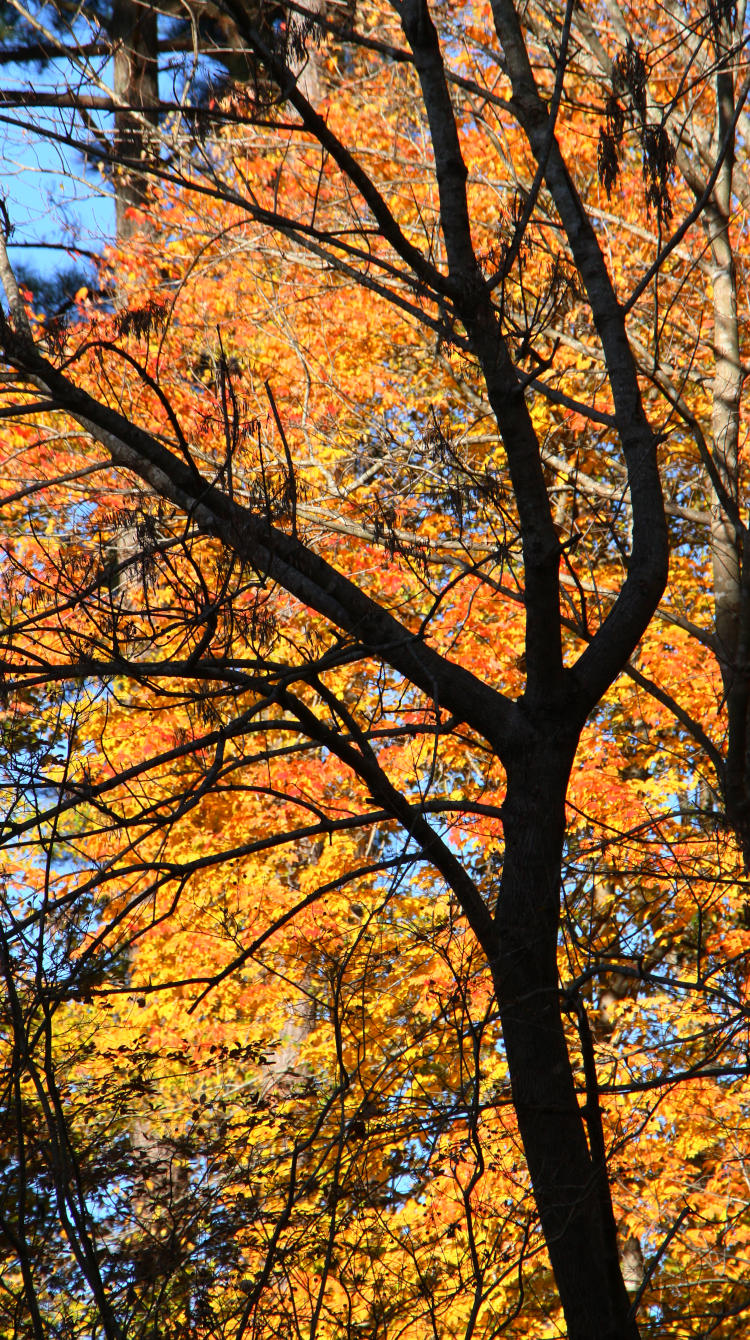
0;0;749;1336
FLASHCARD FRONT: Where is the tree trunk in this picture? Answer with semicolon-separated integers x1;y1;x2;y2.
709;203;750;852
494;743;639;1339
703;16;750;856
110;0;159;242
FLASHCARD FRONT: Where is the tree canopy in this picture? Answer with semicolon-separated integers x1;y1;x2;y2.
0;1;749;1337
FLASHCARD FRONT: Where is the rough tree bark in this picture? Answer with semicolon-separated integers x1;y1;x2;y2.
110;0;159;241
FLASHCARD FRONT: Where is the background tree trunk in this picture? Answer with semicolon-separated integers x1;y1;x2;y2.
110;0;158;241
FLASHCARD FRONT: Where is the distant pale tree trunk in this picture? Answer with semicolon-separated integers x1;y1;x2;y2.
290;0;326;103
111;0;159;242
